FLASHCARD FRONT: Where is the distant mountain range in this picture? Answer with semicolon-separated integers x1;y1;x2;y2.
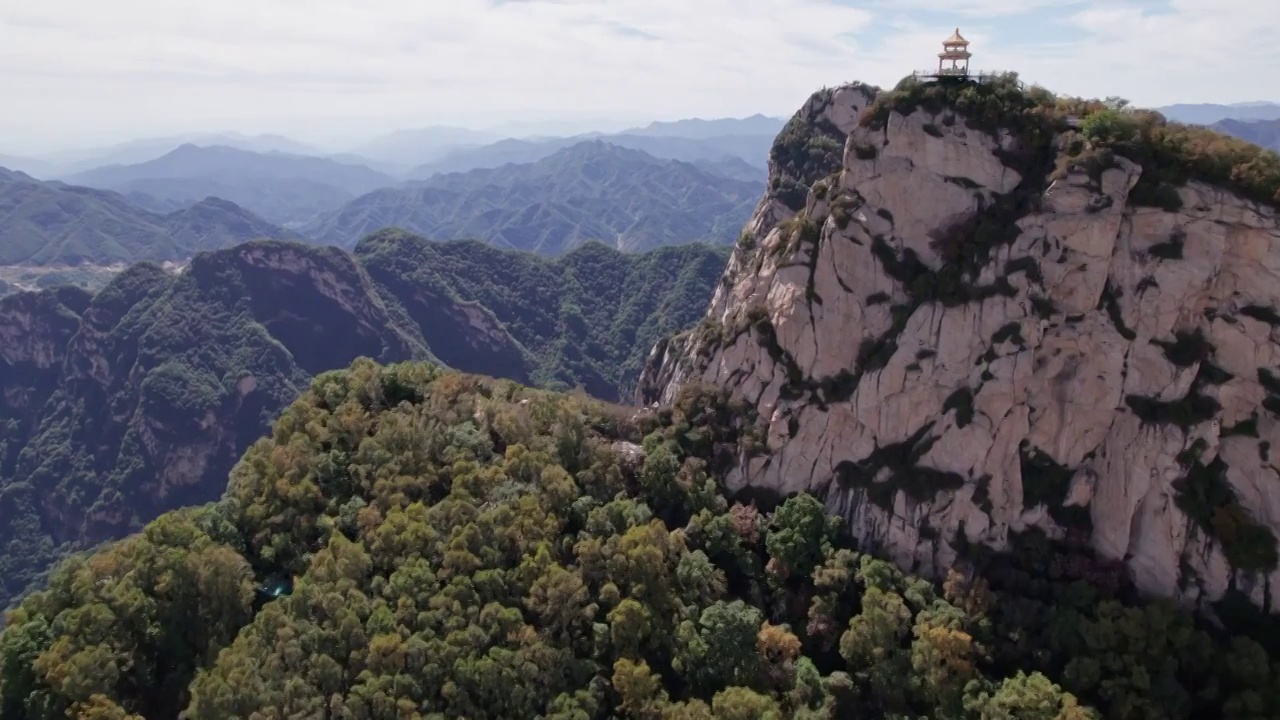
406;131;778;180
63;144;397;227
691;156;765;183
305;140;763;253
1210;118;1280;152
0;154;55;179
343;126;501;167
622;113;787;139
1156;102;1280;125
0;168;294;265
0;116;780;238
11;133;323;178
0;139;763;269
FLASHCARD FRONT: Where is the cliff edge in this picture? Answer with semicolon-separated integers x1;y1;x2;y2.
640;75;1280;612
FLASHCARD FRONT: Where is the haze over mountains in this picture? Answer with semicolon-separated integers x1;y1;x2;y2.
0;115;780;277
0;116;786;184
63;144;398;227
0;168;295;266
306;142;762;252
1211;118;1280;153
1155;101;1280;125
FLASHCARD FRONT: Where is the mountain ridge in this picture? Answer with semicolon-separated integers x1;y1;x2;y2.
0;233;728;608
407;131;777;180
307;140;761;253
63;144;396;226
1212;117;1280;152
1157;101;1280;125
0;168;297;266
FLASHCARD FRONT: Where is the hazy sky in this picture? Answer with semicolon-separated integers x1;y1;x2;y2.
2;0;1277;154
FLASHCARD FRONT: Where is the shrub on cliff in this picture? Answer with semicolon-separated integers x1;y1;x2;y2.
861;72;1063;151
863;74;1280;208
1071;98;1280;207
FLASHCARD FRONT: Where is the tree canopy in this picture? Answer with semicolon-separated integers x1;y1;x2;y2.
3;360;1280;719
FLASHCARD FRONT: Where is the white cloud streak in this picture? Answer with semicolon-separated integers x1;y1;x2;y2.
0;0;1276;153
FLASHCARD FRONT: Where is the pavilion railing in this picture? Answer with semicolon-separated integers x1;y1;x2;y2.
909;70;1023;86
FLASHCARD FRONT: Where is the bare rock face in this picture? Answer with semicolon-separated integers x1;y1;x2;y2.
641;82;1280;612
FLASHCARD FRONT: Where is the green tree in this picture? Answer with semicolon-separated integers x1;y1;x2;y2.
967;671;1099;720
765;494;836;580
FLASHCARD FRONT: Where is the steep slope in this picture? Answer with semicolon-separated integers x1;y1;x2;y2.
642;76;1280;613
0;243;429;605
0;171;295;265
6;361;1280;720
0;236;727;608
1213;118;1280;152
356;229;730;398
65;144;395;225
308;141;760;253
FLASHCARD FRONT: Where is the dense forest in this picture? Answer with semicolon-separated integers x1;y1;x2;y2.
0;237;728;612
2;360;1279;720
357;230;731;399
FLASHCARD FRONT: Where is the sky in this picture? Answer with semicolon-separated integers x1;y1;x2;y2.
1;0;1278;154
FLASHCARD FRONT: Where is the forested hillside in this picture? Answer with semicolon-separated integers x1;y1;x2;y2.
306;141;760;252
357;230;729;399
0;237;727;609
3;361;1279;719
0;169;295;266
1212;118;1280;152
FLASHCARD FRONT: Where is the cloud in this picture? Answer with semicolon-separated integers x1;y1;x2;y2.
0;0;1276;153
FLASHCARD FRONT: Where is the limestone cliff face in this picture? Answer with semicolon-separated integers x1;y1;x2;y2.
641;83;1280;612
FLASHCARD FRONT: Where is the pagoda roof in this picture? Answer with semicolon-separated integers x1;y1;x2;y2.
939;50;972;59
944;28;969;46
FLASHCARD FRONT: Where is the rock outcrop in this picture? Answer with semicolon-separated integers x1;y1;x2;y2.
641;80;1280;612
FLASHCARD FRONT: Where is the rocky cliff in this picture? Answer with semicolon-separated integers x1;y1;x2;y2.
640;77;1280;612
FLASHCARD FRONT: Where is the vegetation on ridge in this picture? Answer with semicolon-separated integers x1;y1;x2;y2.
862;73;1280;207
358;231;730;401
768;83;878;212
3;361;1280;720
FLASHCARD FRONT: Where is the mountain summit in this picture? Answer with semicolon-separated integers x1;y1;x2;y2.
641;75;1280;612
